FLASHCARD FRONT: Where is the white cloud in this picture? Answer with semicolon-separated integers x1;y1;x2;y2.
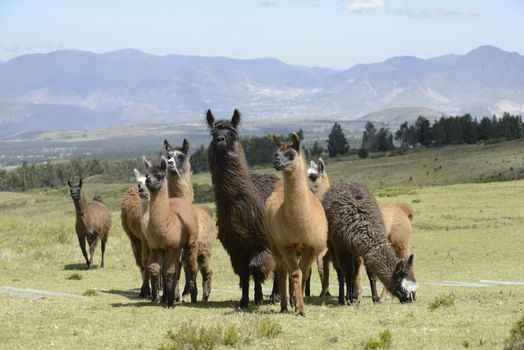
347;0;385;13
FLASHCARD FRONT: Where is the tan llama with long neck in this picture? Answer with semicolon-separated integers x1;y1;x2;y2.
164;138;216;302
306;158;416;302
263;133;328;316
144;157;199;307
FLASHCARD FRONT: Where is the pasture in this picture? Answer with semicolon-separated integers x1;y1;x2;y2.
1;141;524;349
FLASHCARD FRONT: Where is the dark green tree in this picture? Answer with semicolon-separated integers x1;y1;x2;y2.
327;122;350;157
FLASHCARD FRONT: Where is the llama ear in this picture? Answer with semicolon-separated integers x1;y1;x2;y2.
133;168;141;181
272;134;282;147
160;156;167;171
78;178;83;187
142;156;152;170
231;109;241;128
406;254;414;269
182;138;190;155
164;139;173;152
291;132;301;152
395;260;405;274
318;158;326;174
67;180;72;187
309;161;318;171
206;110;215;129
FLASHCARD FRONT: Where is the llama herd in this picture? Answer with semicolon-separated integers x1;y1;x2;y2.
67;109;418;316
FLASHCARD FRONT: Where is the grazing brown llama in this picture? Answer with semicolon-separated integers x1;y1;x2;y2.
206;109;279;309
68;179;112;270
263;133;328;316
119;167;151;297
305;159;416;302
143;157;200;307
164;138;216;301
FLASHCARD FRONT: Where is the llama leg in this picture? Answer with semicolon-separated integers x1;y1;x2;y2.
139;241;151;298
282;247;304;316
239;270;250;310
366;266;380;304
77;235;89;268
269;271;279;304
174;259;182;302
88;237;100;270
277;263;288;313
348;256;361;304
181;263;190;301
254;280;263;306
163;249;182;308
148;249;162;304
335;267;345;305
182;240;198;304
199;254;213;302
299;247;317;297
335;251;353;305
100;237;107;268
320;251;331;297
304;268;312;297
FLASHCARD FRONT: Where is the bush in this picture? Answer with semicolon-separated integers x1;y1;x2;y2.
358;148;369;159
83;288;98;297
429;294;455;310
504;313;524;350
363;330;392;349
67;273;82;280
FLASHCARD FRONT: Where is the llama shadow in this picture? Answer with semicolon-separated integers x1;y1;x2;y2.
103;289;142;299
111;301;164;308
63;263;90;271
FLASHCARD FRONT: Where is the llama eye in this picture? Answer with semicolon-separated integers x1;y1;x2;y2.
178;155;185;161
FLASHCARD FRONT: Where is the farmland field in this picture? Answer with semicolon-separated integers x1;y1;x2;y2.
1;141;524;349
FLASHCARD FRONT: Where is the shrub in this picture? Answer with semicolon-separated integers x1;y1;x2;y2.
358;148;369;159
363;330;392;349
429;294;455;310
83;288;98;297
256;318;282;338
504;313;524;350
67;273;82;280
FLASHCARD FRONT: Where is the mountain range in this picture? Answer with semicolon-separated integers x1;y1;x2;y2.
0;45;523;136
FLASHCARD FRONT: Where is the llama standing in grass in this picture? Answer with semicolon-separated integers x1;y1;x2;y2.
144;157;200;307
206;109;279;309
263;133;327;316
164;138;216;301
306;159;416;302
68;179;112;270
120;167;151;297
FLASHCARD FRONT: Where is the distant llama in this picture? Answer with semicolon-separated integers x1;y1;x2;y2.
143;157;199;307
206;109;279;309
263;133;328;316
119;166;152;297
164;138;216;301
306;159;416;302
68;179;112;269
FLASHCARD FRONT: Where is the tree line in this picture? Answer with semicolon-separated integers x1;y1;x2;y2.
1;113;522;191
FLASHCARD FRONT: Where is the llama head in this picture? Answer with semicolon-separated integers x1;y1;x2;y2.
144;156;168;193
133;168;149;200
206;109;241;151
391;254;418;303
307;158;327;195
164;138;191;178
272;132;301;173
67;179;83;201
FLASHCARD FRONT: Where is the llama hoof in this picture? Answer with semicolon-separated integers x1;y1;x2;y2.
139;288;151;299
152;295;161;304
280;307;288;313
319;291;331;298
296;310;306;317
372;297;381;304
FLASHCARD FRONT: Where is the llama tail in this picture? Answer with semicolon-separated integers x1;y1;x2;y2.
249;249;276;283
199;205;214;218
93;195;104;203
397;203;414;221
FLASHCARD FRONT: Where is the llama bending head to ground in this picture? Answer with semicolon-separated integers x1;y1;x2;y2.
264;133;328;316
206;109;278;309
68;179;111;270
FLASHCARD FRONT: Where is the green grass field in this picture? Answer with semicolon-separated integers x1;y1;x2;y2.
1;141;524;349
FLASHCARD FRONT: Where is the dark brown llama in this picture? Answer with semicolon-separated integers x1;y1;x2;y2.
206;109;279;309
68;179;112;269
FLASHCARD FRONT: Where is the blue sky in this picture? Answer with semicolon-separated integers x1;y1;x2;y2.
0;0;523;69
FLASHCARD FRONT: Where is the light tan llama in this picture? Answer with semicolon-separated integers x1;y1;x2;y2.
164;138;216;301
306;158;415;302
263;133;328;316
144;157;200;307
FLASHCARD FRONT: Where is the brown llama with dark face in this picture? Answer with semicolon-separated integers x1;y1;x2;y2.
68;179;112;269
206;109;278;309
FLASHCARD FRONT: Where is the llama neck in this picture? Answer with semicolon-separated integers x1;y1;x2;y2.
167;171;194;202
317;175;331;201
140;198;150;234
282;157;310;217
73;193;87;217
148;184;171;228
209;144;254;198
363;243;400;292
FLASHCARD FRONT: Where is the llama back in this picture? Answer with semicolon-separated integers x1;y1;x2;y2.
250;173;279;201
93;195;104;203
120;187;143;239
86;200;112;238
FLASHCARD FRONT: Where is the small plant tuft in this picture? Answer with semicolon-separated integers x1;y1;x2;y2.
256;317;282;338
67;273;82;280
429;294;455;310
463;340;470;348
504;313;524;350
83;288;98;297
412;198;421;203
363;330;392;349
